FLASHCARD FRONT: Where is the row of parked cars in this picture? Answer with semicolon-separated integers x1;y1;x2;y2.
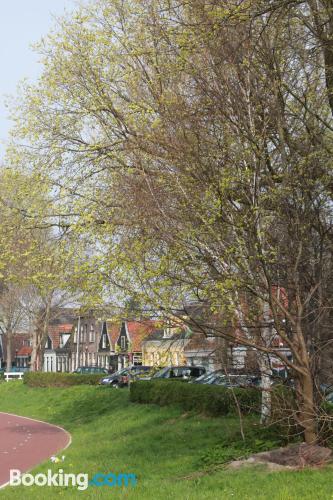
72;365;333;400
97;365;261;389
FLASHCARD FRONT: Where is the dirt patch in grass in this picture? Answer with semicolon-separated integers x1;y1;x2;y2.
228;443;332;471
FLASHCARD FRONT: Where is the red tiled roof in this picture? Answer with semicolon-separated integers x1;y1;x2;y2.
17;346;32;357
127;321;161;352
48;323;73;349
105;320;161;352
2;333;32;361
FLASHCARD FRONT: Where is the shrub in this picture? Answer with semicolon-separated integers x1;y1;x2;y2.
23;372;102;387
270;384;299;439
130;380;261;417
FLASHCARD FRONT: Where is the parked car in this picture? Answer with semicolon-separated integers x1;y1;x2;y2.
325;392;333;404
192;370;260;388
73;366;108;375
320;383;333;395
149;366;206;381
117;366;153;387
100;366;152;388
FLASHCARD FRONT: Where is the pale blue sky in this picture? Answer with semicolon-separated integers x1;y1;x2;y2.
0;0;76;158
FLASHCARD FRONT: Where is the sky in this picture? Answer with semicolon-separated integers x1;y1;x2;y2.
0;0;76;159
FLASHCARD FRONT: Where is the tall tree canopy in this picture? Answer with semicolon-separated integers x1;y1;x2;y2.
7;0;333;442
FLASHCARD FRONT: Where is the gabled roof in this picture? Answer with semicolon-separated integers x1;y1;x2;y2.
105;320;162;352
98;321;111;351
126;321;161;351
105;322;120;350
48;323;73;350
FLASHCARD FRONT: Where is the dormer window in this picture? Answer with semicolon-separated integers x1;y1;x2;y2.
121;336;126;350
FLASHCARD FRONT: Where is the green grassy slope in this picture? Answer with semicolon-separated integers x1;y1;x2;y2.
0;382;331;499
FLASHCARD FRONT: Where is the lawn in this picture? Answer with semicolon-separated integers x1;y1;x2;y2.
0;382;332;499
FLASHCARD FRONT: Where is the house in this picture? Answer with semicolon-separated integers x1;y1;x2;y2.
44;323;74;372
67;317;163;371
2;333;32;370
69;314;100;371
44;311;75;372
109;320;162;370
16;344;32;370
142;326;191;367
67;315;122;371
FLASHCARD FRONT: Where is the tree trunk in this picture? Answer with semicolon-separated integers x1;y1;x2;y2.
298;369;318;444
293;317;318;444
29;328;39;371
308;0;333;116
30;295;53;372
6;332;12;372
258;352;272;424
258;302;273;424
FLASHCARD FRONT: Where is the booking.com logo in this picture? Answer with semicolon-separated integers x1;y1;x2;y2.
9;469;137;491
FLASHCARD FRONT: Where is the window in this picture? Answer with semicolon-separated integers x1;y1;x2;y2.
74;327;77;343
120;336;126;350
102;335;107;349
132;354;142;365
89;325;95;343
84;324;88;342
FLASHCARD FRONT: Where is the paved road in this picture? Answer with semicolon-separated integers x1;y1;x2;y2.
0;412;71;488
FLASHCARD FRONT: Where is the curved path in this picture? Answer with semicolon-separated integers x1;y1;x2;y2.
0;412;71;488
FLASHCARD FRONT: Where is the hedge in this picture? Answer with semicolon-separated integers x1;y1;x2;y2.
23;372;102;387
129;380;261;416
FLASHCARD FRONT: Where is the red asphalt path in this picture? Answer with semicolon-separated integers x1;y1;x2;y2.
0;412;71;488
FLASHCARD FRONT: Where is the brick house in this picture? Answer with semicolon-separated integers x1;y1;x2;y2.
68;317;162;371
1;332;32;370
44;323;74;372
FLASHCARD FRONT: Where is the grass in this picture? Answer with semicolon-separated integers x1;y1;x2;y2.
0;382;331;499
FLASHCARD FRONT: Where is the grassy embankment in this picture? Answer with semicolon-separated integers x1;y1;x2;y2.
0;382;332;499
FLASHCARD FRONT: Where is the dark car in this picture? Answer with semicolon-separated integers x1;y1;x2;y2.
191;370;223;385
320;383;333;395
212;374;260;388
117;366;153;387
151;366;206;381
192;370;260;387
100;366;152;387
325;392;333;404
73;366;108;375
